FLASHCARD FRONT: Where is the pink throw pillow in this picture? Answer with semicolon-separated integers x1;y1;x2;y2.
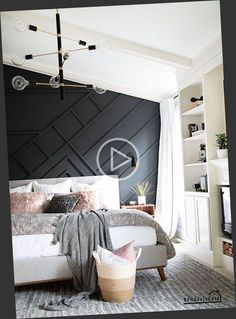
72;190;99;211
113;240;136;262
10;192;47;214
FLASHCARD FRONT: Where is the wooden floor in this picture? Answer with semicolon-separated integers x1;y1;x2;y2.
173;238;235;281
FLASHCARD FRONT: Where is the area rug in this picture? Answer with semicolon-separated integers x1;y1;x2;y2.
15;252;236;318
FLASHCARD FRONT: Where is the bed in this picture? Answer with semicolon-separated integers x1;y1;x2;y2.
10;175;171;285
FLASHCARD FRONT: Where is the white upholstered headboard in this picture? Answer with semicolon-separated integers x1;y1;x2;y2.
9;175;120;210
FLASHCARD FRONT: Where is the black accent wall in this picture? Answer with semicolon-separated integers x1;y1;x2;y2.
4;65;160;204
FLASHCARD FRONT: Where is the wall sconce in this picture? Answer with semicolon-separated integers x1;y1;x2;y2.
127;153;138;168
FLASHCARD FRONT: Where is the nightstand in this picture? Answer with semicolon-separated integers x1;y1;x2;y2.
121;204;155;216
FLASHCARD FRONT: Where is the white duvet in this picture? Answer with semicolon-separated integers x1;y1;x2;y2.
12;226;156;259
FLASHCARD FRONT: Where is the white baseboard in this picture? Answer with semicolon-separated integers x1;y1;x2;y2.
182;242;214;266
221;254;234;273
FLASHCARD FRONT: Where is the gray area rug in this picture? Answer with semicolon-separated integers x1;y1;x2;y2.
15;252;236;318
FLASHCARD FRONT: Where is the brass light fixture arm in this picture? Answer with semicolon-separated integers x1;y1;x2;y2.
30;81;93;89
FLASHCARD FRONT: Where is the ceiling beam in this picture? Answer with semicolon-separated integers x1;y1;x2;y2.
3;11;192;69
103;36;192;69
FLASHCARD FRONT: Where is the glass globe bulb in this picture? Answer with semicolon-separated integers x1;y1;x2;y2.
96;40;111;53
12;76;29;91
11;54;25;66
63;51;74;62
50;75;60;88
63;51;70;61
93;85;106;94
13;17;28;32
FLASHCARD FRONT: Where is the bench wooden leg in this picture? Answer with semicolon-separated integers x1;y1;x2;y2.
157;266;166;281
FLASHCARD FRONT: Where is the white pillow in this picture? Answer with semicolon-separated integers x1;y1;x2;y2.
71;182;95;192
93;179;119;209
72;177;119;209
10;182;33;193
33;180;72;194
96;245;129;265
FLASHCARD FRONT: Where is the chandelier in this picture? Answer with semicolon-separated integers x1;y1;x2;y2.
11;10;106;100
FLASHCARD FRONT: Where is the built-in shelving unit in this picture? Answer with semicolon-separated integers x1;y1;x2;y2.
180;81;208;193
178;63;230;269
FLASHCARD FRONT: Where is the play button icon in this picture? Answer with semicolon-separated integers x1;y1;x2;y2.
96;137;139;181
110;147;132;172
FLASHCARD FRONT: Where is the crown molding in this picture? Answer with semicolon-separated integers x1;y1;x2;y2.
176;36;223;90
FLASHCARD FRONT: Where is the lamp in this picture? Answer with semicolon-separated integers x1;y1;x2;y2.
11;11;106;100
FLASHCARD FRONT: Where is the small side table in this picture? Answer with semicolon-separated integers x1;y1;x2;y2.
121;204;155;216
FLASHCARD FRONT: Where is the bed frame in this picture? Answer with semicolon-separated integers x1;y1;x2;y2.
10;175;168;285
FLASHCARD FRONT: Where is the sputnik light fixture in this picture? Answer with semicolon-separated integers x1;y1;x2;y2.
11;10;106;100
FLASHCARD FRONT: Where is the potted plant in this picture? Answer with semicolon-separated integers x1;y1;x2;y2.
216;133;228;159
130;181;153;205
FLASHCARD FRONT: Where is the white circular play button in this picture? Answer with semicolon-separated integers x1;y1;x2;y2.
96;137;139;181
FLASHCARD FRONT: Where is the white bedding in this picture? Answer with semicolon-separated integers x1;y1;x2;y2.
12;226;157;259
109;226;156;249
12;234;61;259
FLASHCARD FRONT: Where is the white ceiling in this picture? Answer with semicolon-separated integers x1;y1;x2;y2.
1;1;221;102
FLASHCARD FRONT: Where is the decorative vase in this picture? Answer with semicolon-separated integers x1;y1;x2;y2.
138;195;146;205
217;149;228;159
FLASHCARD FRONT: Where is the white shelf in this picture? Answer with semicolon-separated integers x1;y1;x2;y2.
192;130;205;136
182;103;205;116
184;191;209;197
210;158;228;166
220;236;233;244
184;162;207;167
183;131;205;141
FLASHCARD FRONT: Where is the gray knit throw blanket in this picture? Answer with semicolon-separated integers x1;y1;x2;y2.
42;210;113;311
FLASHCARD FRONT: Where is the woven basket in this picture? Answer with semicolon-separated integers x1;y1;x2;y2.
93;248;142;303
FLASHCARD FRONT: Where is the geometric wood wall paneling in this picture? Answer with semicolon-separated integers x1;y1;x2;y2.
4;65;160;204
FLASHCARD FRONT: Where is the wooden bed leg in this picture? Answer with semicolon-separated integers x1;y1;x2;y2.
157;266;166;281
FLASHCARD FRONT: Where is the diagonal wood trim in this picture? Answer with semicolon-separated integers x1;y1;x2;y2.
53;126;97;175
69;94;124;144
9;92;91;161
88;95;103;112
8;131;41;135
98;113;159;170
33;141;51;159
70;110;86;127
39;154;69;179
83;98;146;157
15;158;31;175
18;92;125;165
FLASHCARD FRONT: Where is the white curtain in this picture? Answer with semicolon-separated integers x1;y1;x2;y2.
156;97;184;239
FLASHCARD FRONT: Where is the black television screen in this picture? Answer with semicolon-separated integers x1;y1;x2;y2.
220;186;232;238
